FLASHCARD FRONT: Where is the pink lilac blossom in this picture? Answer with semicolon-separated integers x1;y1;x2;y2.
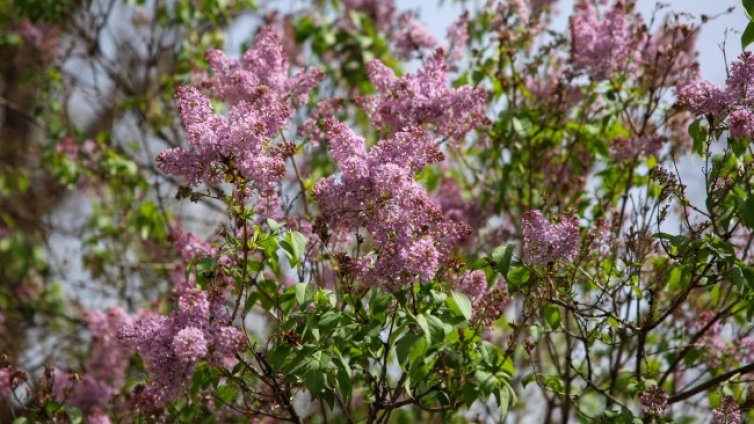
728;108;754;140
433;178;485;247
641;22;699;89
609;135;664;163
712;396;742;424
299;98;346;146
445;12;469;67
693;311;728;367
342;0;397;33
156;27;323;190
640;386;668;417
53;308;132;416
392;12;437;60
172;326;209;363
313;120;469;289
726;51;754;103
119;288;246;409
358;49;488;143
454;270;487;301
170;228;217;262
569;0;645;81
676;80;729;119
473;278;510;328
522;210;580;267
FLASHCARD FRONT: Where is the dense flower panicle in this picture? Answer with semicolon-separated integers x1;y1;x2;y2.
53;308;133;416
454;270;487;301
313;121;469;288
712;396;742;424
0;366;25;399
172;326;209;363
641;22;699;89
392;12;437;60
359;49;488;143
640;386;668;417
298;98;346;146
473;279;510;328
725;51;754;103
676;80;729;119
609;135;663;163
343;0;396;32
170;228;216;262
728;109;754;140
433;178;485;247
569;1;644;81
156;26;323;189
522;210;580;266
119;288;246;409
445;12;468;67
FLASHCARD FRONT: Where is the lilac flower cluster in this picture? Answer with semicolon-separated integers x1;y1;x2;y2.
640;386;668;417
609;135;663;163
313;120;469;289
445;12;468;66
156;27;323;193
392;12;437;60
53;308;132;420
358;49;488;143
433;178;486;247
454;270;487;302
712;396;742;424
678;52;754;139
119;289;246;409
522;210;580;267
569;1;644;81
343;0;396;33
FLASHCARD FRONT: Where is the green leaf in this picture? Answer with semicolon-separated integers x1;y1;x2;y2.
495;245;514;277
450;291;473;321
295;282;314;305
745;0;754;20
281;231;307;267
743;20;754;50
395;333;421;367
727;266;747;292
688;118;705;155
416;314;431;343
541;304;561;329
739;197;754;229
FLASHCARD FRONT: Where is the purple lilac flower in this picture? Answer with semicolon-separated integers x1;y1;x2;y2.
358;49;488;143
52;308;132;415
522;210;580;267
313;121;469;289
728;109;754;140
156;26;323;190
393;12;437;60
119;289;246;409
676;80;729;119
445;12;468;67
640;386;668;418
172;326;209;364
569;0;645;81
342;0;396;33
609;135;664;163
712;396;742;424
454;270;487;302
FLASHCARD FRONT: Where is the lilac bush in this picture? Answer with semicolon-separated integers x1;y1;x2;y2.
2;0;754;423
